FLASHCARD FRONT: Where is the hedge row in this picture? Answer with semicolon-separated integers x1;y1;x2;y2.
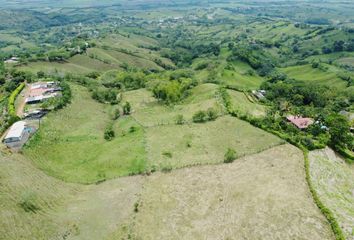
220;86;346;240
8;82;25;117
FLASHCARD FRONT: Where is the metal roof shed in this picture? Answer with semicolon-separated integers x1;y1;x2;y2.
4;121;26;143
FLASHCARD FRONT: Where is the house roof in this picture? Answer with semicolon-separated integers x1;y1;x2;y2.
5;121;26;140
287;115;314;129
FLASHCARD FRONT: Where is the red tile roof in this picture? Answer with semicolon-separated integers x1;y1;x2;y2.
286;115;314;129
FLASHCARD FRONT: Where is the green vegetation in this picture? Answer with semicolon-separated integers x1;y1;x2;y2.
309;148;354;240
24;85;147;184
145;116;284;170
224;148;237;163
304;150;346;240
1;1;354;239
8;82;25;117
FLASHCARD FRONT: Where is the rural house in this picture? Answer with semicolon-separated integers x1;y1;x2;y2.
3;121;27;144
25;82;61;104
286;115;314;129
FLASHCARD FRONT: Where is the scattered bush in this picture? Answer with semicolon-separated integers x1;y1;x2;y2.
175;114;185;125
123;101;131;115
193;109;218;123
224;148;237;163
162;151;173;158
193;110;207;123
134;202;139;213
19;191;40;213
112;108;121;120
104;124;115;141
206;108;218;121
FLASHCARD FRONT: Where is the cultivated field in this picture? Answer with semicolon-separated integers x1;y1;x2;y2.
111;144;334;240
309;148;354;240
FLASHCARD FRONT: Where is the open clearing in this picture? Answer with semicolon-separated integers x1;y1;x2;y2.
23;84;147;184
0;151;143;240
309;148;354;240
22;83;283;183
1;144;334;240
280;64;348;89
145;115;284;170
227;89;267;117
112;144;334;240
124;83;225;127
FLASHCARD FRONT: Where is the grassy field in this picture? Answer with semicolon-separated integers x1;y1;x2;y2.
0;150;144;240
145;116;284;170
1;144;334;240
23;84;147;184
227;89;267;117
111;144;334;240
22;83;284;183
0;151;78;240
19;61;96;75
309;148;354;239
280;64;348;89
124;83;225;127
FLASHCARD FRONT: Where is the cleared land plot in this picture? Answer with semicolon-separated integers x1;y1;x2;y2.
227;89;267;117
124;83;224;127
309;148;354;239
336;57;354;67
280;64;348;89
23;84;147;184
0;152;78;240
220;60;265;90
19;61;96;75
145;115;284;170
0;151;143;240
113;144;334;240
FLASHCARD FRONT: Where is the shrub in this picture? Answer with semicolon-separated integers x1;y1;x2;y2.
123;101;131;115
129;126;136;133
112;108;121;120
175;114;185;125
104;124;115;141
19;191;40;213
206;108;218;121
162;151;172;158
161;165;173;173
134;202;139;213
224;148;237;163
193;110;207;123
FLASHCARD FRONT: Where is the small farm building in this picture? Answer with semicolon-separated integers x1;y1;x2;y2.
3;121;26;143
